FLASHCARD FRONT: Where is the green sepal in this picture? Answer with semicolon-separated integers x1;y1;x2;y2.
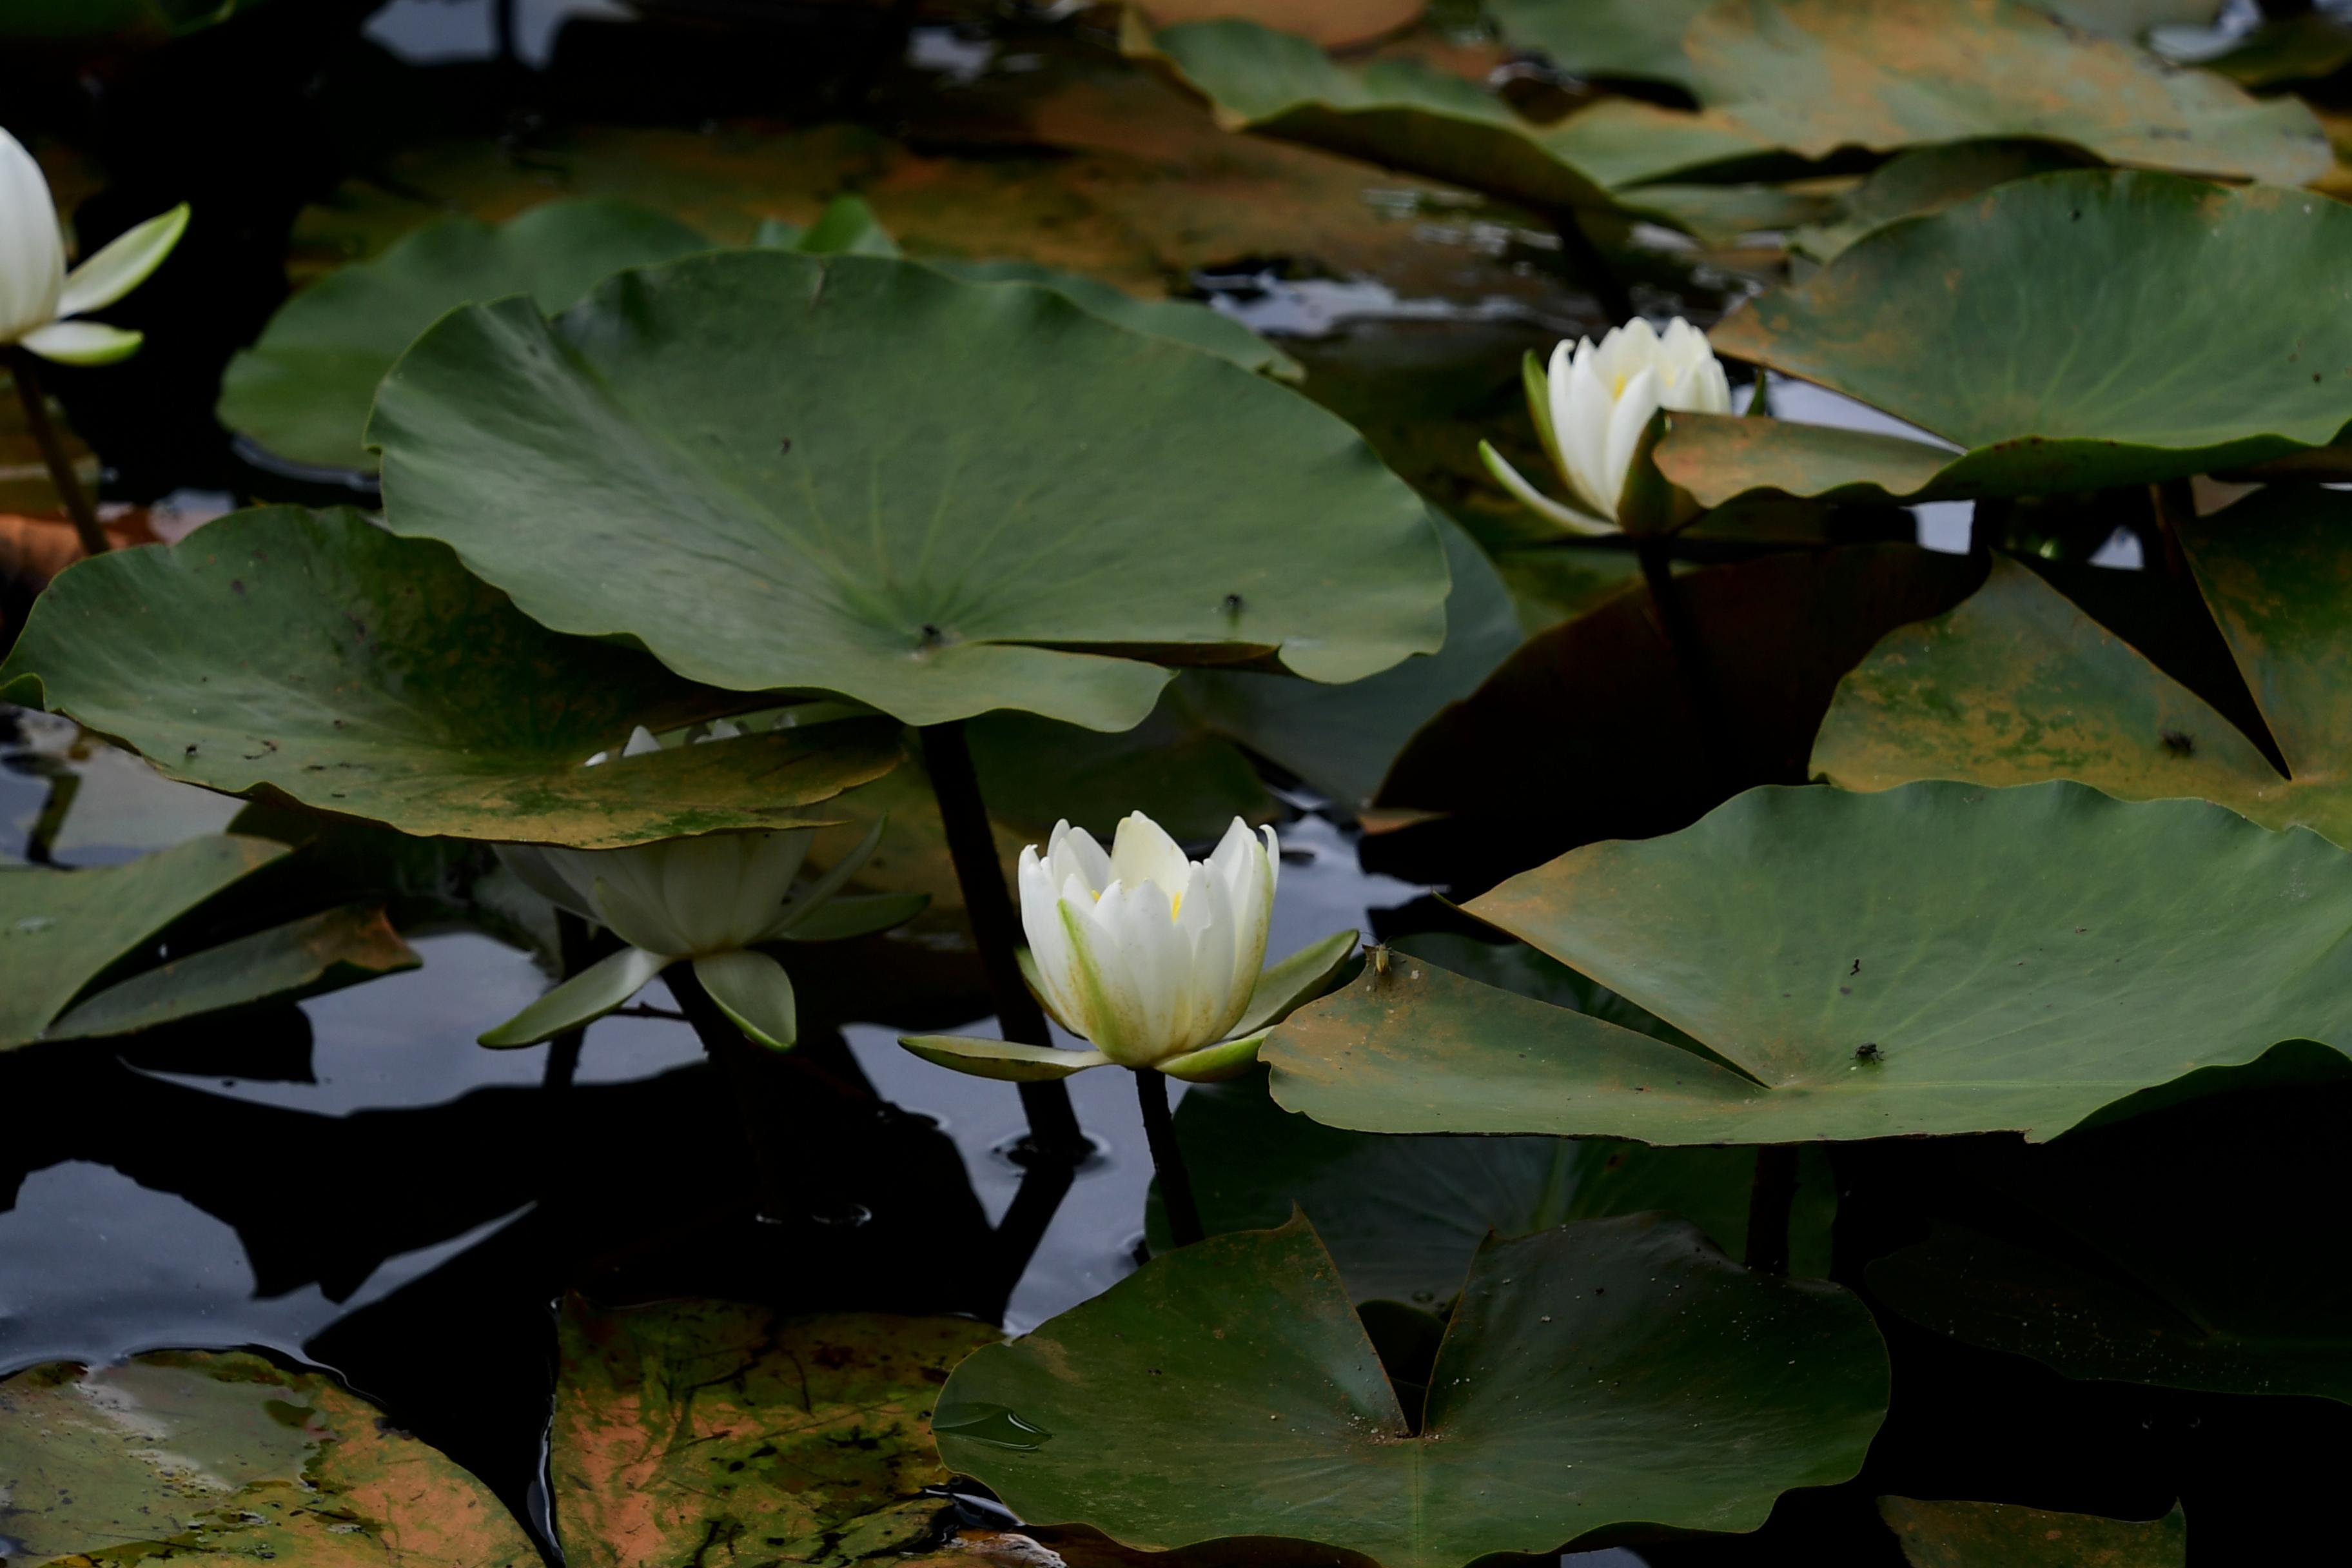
899;1034;1114;1082
778;892;929;942
1232;927;1360;1037
694;949;799;1050
480;945;667;1047
1158;1029;1271;1083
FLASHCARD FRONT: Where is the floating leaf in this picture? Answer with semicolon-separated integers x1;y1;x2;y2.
1789;138;2098;260
1486;0;1710;95
1148;1061;1836;1297
937;260;1302;381
1136;0;1425;48
1268;779;2352;1144
0;507;903;846
368;251;1446;730
553;1295;996;1567
1879;1498;2187;1567
1680;0;2326;183
0;834;286;1049
1700;173;2352;502
1813;488;2352;847
0;1350;536;1563
937;1213;1888;1567
219;199;713;474
1375;543;1981;873
46;903;419;1040
1867;1081;2352;1404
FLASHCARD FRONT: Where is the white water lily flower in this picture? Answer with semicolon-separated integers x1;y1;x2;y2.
900;812;1359;1085
1;128;189;367
480;819;920;1050
1479;317;1732;535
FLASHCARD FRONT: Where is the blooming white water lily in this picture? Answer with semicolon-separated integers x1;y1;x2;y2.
1479;317;1732;536
1;128;190;367
480;818;922;1050
900;812;1358;1084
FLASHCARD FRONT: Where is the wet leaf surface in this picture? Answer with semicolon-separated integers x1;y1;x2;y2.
1879;1497;2186;1566
1707;173;2352;500
553;1295;997;1567
0;834;286;1049
1788;137;2099;261
1270;780;2352;1143
1147;1060;1837;1297
370;251;1446;730
937;1213;1888;1567
1814;487;2352;847
1866;1081;2352;1404
218;199;713;475
0;507;903;846
0;1349;538;1564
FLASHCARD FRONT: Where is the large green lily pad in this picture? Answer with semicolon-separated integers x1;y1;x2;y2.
368;250;1446;731
1486;0;1710;95
1813;487;2352;847
1788;138;2098;261
218;199;714;475
1267;779;2352;1144
937;1213;1888;1566
0;834;288;1049
1682;0;2325;182
0;506;903;846
553;1295;995;1567
1865;1080;2352;1404
1148;1060;1837;1295
1879;1498;2187;1567
1700;173;2352;501
0;1350;536;1564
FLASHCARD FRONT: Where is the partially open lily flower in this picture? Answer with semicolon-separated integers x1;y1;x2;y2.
1;128;189;367
900;812;1358;1084
480;818;919;1050
1479;317;1732;536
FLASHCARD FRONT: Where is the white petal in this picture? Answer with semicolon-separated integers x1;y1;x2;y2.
1559;354;1622;518
0;129;64;343
56;202;187;318
496;843;600;921
1601;365;1663;521
1107;811;1190;901
620;724;662;757
18;318;141;366
1044;818;1110;894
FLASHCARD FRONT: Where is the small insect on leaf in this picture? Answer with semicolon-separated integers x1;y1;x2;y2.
1854;1042;1883;1064
2160;729;2196;758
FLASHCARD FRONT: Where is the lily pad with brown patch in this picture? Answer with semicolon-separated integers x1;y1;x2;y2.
1879;1497;2187;1567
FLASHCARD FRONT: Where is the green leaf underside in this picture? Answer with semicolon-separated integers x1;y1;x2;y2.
0;507;904;847
937;1214;1887;1568
1268;780;2352;1144
1709;173;2352;490
1879;1497;2187;1568
0;834;288;1049
1150;1066;1836;1298
217;199;713;473
1678;0;2325;184
368;250;1446;730
1865;1082;2352;1404
0;1351;536;1565
553;1296;997;1568
1814;487;2352;848
46;903;419;1040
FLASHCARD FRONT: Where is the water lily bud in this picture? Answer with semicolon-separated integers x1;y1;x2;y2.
481;820;898;1050
0;127;190;368
1020;812;1279;1070
1479;317;1732;535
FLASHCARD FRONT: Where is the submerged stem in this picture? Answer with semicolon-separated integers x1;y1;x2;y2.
6;349;108;558
918;719;1089;1163
1634;536;1734;784
667;962;798;1222
1137;1067;1203;1250
1744;1144;1798;1277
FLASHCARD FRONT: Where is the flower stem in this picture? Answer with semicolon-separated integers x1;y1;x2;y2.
917;718;1089;1164
540;909;593;1092
1634;536;1731;784
667;961;798;1222
1136;1067;1203;1250
6;349;108;558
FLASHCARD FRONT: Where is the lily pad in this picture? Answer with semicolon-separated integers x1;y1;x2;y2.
219;199;714;475
0;506;903;847
368;250;1446;731
1486;0;1710;95
1865;1079;2352;1404
1268;779;2352;1144
553;1294;997;1567
1702;173;2352;501
45;903;420;1041
1879;1498;2187;1567
1680;0;2326;183
1137;0;1425;48
937;259;1302;381
1812;487;2352;848
936;1213;1888;1566
0;1350;537;1564
0;834;288;1049
1148;1061;1837;1296
1789;138;2099;261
